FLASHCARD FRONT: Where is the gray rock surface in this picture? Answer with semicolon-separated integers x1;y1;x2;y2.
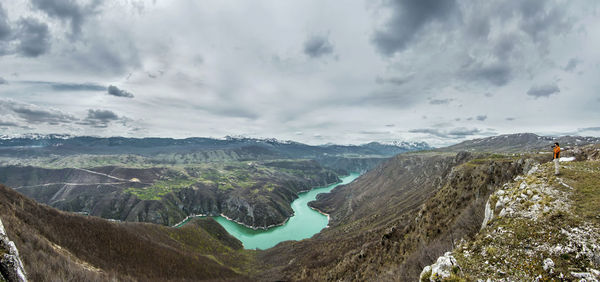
420;252;459;281
0;219;27;282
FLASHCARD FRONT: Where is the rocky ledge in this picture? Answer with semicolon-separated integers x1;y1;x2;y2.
421;153;600;281
0;219;27;282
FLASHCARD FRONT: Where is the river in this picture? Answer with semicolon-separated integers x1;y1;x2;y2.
178;173;359;250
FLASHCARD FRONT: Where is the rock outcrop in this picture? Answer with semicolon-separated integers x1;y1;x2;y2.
0;219;27;282
0;162;340;229
420;252;460;281
425;154;600;280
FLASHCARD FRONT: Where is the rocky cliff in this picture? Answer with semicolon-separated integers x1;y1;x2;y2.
262;151;545;280
420;145;600;281
0;161;339;229
0;219;27;282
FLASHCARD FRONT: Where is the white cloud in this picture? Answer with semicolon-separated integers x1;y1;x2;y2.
0;0;598;145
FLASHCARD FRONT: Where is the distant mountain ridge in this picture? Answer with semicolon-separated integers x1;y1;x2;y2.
440;133;600;153
0;134;431;159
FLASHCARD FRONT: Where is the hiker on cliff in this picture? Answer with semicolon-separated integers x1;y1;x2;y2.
553;142;561;175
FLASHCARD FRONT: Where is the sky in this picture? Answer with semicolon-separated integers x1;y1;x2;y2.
0;0;599;147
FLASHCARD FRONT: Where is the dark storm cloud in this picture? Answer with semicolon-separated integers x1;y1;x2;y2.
80;109;120;128
465;14;490;39
462;61;512;86
476;115;487;121
409;127;481;139
303;34;334;58
493;33;518;60
17;18;51;57
0;99;76;125
0;120;19;127
0;3;10;41
527;83;560;98
210;107;259;120
375;75;413;85
506;117;515;121
107;85;134;98
52;82;106;91
72;41;141;75
30;0;102;36
564;58;580;72
12;106;74;125
86;109;118;121
21;80;106;91
429;98;453;105
515;1;572;44
578;126;600;132
358;89;419;108
372;0;459;56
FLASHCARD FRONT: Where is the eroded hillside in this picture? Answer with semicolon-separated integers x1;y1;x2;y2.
261;150;550;280
0;160;339;228
0;184;262;281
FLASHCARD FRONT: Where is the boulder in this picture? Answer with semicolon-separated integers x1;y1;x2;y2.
542;258;554;273
420;252;459;281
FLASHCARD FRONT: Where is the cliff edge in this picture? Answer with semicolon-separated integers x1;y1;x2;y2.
421;145;600;281
0;219;27;282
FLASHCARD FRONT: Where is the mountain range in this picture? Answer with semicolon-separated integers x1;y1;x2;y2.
0;133;599;281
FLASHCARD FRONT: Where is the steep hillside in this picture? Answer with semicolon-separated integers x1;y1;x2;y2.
421;145;600;280
313;156;390;175
261;151;543;280
0;184;261;281
0;160;338;229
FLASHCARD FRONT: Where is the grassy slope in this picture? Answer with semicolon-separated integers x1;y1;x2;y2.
449;160;600;280
0;184;262;281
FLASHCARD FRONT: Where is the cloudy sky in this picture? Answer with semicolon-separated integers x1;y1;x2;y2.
1;0;599;146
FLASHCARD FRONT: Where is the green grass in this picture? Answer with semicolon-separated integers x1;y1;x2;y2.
561;161;600;225
125;178;198;200
122;160;333;200
453;160;600;280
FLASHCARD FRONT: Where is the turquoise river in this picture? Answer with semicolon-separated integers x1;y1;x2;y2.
179;173;359;250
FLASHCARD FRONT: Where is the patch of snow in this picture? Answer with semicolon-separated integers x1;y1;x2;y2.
559;157;575;162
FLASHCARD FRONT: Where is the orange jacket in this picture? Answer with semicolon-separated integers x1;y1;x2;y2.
553;146;561;159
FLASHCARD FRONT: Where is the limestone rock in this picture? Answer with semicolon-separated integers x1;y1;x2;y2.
420;252;459;281
543;258;554;273
0;219;27;282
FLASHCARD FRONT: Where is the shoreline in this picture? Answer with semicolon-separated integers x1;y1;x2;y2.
309;206;331;228
218;213;291;230
174;176;348;230
172;213;208;228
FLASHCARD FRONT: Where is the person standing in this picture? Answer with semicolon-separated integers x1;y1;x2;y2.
553;142;561;175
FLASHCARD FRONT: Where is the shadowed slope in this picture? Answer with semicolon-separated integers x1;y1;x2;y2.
0;184;260;281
